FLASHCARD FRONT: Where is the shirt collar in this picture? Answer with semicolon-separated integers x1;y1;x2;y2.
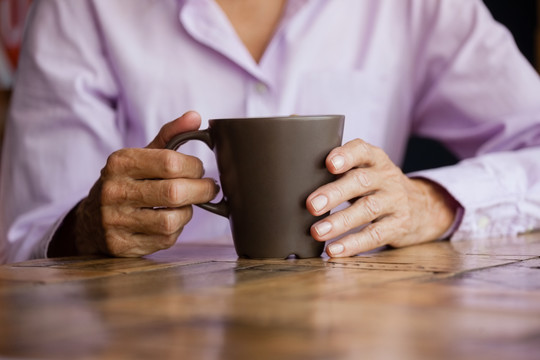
177;0;311;82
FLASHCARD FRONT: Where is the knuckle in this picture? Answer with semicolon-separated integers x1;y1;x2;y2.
101;181;127;204
348;235;364;252
162;151;204;179
363;196;380;218
329;183;347;201
337;211;355;230
162;151;182;177
104;150;130;175
350;139;392;167
180;205;194;224
352;138;372;156
163;181;185;205
156;208;193;246
100;207;117;229
367;225;384;246
158;211;181;236
349;168;370;188
103;230;130;256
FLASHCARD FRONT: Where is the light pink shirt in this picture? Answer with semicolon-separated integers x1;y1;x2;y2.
2;0;540;263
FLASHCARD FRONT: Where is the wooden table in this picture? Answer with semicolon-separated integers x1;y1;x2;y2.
1;234;539;360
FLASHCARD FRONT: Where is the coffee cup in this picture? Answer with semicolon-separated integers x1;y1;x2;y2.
166;115;344;258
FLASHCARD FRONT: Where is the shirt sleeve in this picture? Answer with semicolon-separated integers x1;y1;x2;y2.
409;0;540;240
0;0;122;263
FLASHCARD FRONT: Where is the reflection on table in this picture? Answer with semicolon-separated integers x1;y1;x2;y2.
1;233;539;360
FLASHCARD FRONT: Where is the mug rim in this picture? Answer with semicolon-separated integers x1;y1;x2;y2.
208;114;344;123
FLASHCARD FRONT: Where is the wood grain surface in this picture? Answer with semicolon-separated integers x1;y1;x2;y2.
1;233;539;360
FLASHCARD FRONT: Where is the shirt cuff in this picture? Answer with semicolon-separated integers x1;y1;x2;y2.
438;206;464;240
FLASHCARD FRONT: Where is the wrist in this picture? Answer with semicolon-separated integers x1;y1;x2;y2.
412;178;460;241
74;195;106;256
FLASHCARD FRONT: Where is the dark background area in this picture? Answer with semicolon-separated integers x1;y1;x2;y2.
402;0;539;173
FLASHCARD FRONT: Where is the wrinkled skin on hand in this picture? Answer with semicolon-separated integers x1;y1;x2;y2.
307;139;459;258
74;111;218;257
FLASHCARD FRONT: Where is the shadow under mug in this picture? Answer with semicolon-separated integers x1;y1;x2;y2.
166;115;345;259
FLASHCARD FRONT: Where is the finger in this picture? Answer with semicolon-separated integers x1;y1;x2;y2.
325;138;388;175
325;220;394;257
306;167;381;216
147;111;202;149
102;177;219;208
103;227;184;257
104;148;205;180
103;205;193;237
310;192;390;241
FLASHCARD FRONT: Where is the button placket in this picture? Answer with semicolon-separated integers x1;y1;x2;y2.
246;79;273;117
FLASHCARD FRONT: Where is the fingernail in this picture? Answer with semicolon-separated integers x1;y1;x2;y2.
331;155;345;170
328;243;344;256
314;221;332;236
311;195;328;212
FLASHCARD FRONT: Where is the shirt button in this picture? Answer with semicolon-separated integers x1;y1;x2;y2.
477;216;490;230
254;82;268;94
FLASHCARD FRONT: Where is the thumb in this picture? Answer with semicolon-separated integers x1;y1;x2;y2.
146;111;202;149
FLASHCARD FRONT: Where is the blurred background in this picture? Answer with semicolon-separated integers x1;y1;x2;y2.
0;0;539;166
401;0;540;172
1;0;31;148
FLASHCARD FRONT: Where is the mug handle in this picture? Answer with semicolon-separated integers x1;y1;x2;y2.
165;130;230;218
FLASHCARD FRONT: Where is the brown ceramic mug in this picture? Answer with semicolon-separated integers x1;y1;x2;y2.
166;115;345;259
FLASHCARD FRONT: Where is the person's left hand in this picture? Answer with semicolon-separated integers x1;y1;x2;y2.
306;138;459;257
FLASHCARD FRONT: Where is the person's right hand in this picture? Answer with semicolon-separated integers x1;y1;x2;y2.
74;111;218;257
